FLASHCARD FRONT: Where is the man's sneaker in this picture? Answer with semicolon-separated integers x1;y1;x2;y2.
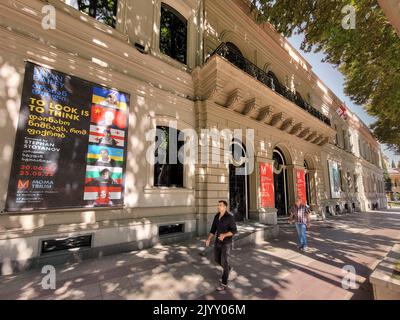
216;284;227;291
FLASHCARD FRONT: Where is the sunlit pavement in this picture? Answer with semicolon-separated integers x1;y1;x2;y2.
0;208;399;300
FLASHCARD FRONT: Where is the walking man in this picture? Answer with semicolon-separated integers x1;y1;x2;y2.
205;200;237;291
289;197;311;252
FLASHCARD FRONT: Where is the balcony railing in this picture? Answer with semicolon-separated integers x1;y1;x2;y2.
208;43;331;127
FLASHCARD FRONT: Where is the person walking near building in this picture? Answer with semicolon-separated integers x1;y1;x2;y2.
205;200;238;291
289;197;311;252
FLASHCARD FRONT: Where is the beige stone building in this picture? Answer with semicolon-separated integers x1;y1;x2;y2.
0;0;386;274
387;167;400;201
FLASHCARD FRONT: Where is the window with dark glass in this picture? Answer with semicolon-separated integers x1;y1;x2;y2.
335;125;339;146
65;0;118;28
267;71;282;94
154;126;184;187
160;3;187;64
354;174;359;192
225;42;246;71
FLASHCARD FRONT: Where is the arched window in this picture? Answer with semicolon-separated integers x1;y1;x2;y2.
336;125;340;146
228;139;249;222
267;71;282;94
225;42;246;71
229;138;247;166
160;3;188;64
226;42;244;58
296;92;306;109
154;126;184;187
65;0;118;28
273;147;289;216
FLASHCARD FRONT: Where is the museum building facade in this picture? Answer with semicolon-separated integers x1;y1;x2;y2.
0;0;386;273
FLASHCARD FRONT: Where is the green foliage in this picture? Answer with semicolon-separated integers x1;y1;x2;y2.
252;0;400;152
159;127;169;150
382;155;392;191
160;4;187;64
76;0;117;28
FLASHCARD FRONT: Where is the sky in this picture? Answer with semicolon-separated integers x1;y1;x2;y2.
287;33;399;168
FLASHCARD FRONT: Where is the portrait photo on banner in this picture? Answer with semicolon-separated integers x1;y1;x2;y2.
90;105;127;130
86;145;124;168
92;86;129;111
88;124;125;147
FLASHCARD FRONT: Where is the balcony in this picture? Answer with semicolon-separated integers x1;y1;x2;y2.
193;43;337;146
208;42;331;127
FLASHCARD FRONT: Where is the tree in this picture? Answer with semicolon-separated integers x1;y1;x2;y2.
159;3;188;64
392;160;396;168
74;0;118;28
251;0;400;152
383;156;392;192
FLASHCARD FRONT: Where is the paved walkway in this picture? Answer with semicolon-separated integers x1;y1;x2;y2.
0;208;399;300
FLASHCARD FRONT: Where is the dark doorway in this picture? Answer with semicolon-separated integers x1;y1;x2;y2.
273;148;288;216
229;140;249;222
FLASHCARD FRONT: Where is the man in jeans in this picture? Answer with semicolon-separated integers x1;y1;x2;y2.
289;197;311;252
205;200;237;291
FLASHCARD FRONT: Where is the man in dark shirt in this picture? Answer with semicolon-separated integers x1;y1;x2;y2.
205;200;237;291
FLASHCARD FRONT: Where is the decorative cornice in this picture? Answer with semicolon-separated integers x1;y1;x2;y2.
207;80;225;102
290;122;303;135
270;112;284;127
256;106;274;123
312;134;324;145
225;88;244;110
318;137;330;146
280;118;294;132
194;55;343;147
306;131;318;142
297;127;310;139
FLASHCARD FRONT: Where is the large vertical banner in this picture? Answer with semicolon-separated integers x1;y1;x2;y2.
5;62;129;212
260;162;274;208
328;159;341;199
296;169;307;205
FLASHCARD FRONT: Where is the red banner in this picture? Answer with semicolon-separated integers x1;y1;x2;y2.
260;162;274;208
296;169;307;205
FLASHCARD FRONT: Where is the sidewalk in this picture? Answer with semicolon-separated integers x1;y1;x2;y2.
0;208;399;300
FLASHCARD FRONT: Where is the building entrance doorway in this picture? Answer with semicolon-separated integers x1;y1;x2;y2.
229;139;249;222
273;147;288;216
